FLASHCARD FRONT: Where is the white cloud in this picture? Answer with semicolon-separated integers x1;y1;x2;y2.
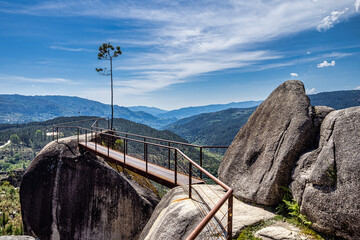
355;86;360;90
50;46;93;52
307;51;311;55
317;60;336;68
0;74;76;84
356;0;360;11
317;9;348;31
1;0;358;94
290;73;299;77
306;88;317;94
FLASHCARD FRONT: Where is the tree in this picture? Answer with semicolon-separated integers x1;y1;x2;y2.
96;43;122;130
10;134;20;145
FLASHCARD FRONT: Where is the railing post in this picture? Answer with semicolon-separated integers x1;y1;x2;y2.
107;135;110;156
108;118;110;129
85;130;87;146
200;147;203;179
174;150;177;185
145;142;148;173
168;142;171;169
123;137;126;164
91;127;93;140
52;125;54;141
227;194;233;240
125;134;128;154
95;131;97;151
143;137;146;161
77;128;79;144
189;161;192;199
56;127;58;143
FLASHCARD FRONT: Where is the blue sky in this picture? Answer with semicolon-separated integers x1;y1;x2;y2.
0;0;359;110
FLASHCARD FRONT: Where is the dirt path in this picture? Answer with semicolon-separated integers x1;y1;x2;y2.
0;140;11;149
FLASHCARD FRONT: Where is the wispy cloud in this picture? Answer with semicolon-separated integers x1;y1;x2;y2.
290;73;299;77
355;86;360;90
317;60;336;68
1;0;359;94
317;9;348;31
50;46;94;52
306;88;317;94
356;0;360;11
0;74;76;84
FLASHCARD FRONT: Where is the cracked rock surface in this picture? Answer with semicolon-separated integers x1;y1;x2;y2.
291;107;360;240
20;135;159;240
218;80;318;206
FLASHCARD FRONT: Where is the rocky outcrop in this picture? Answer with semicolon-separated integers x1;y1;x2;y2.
218;80;318;206
20;135;159;240
139;185;274;239
291;107;360;239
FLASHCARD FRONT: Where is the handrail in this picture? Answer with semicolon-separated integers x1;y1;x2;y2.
55;121;233;239
91;126;228;149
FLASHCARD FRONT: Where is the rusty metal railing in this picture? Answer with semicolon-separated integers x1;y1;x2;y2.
55;119;233;239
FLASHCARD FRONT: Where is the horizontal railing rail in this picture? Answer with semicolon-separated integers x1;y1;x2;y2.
55;120;232;240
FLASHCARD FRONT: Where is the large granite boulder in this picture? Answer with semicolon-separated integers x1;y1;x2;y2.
218;80;318;206
291;107;360;239
139;185;275;239
20;135;159;240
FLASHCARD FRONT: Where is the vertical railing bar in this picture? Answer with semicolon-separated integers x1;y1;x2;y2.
227;194;233;240
200;147;203;179
168;142;171;169
145;142;148;173
143;137;146;161
107;134;110;156
95;131;97;151
123;137;126;164
56;127;58;143
52;125;55;141
189;161;192;199
125;134;128;155
174;150;177;185
77;127;79;144
85;130;87;146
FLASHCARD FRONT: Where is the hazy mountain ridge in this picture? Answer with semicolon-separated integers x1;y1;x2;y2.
156;101;262;119
128;106;168;115
166;90;360;147
0;95;173;128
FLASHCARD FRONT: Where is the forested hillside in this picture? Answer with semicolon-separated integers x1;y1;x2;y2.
166;107;256;149
308;90;360;109
166;89;360;148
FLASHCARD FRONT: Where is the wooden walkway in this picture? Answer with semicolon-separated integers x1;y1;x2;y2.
79;142;204;188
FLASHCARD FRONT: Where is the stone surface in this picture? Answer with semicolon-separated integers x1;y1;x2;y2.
139;185;274;239
20;135;159;240
255;226;302;240
218;80;317;206
292;107;360;240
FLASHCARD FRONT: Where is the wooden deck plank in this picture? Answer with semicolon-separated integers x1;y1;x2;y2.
79;142;204;188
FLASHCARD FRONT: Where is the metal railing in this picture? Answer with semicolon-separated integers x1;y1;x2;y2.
54;118;233;239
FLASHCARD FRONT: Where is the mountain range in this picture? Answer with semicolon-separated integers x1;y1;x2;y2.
165;90;360;147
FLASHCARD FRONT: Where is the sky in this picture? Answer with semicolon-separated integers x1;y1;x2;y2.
0;0;359;110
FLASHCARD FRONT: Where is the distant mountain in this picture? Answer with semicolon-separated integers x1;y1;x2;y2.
165;107;256;147
166;90;360;147
157;101;262;119
308;90;360;109
128;106;168;115
0;95;173;129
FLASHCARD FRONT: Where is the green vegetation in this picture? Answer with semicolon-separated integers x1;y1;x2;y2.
0;181;23;236
276;187;311;226
308;90;360;110
166;107;255;153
